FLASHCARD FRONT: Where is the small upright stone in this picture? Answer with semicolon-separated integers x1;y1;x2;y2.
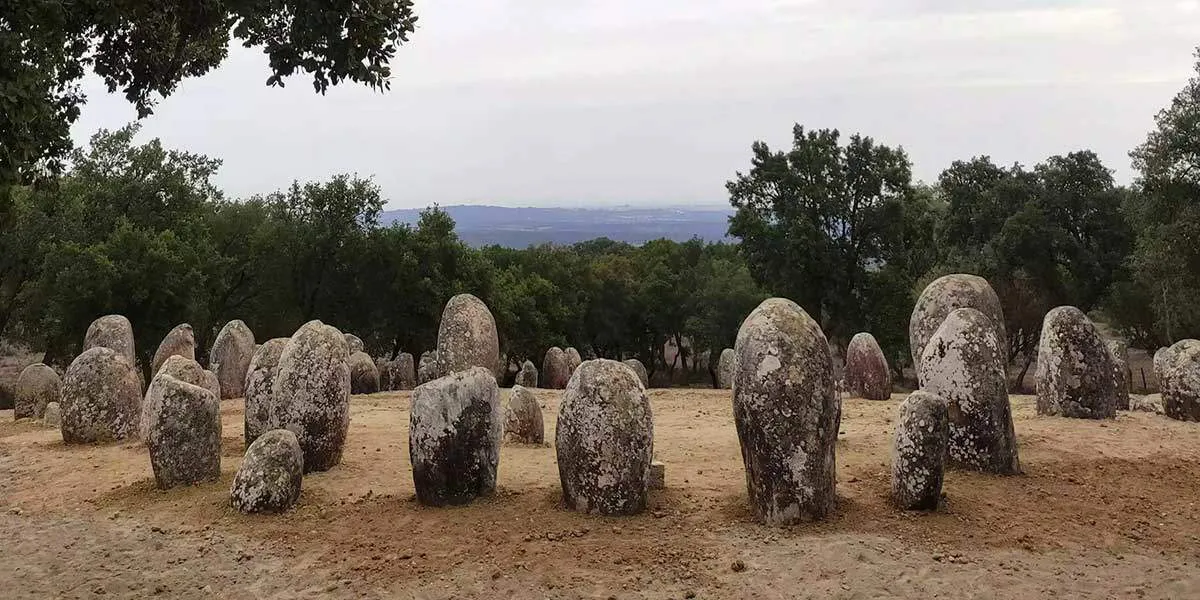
230;429;304;513
344;333;364;355
891;391;948;510
15;363;61;420
503;385;544;444
909;275;1006;383
152;324;196;376
647;461;666;490
211;320;256;400
145;375;221;489
845;332;891;401
349;351;381;395
271;321;351;473
516;360;538;388
410;367;502;506
435;294;500;377
716;349;735;390
557;359;654;516
623;358;649;388
1107;339;1131;409
732;298;838;524
565;348;583;375
1161;339;1200;422
83;314;137;365
418;351;438;385
1035;307;1120;419
141;355;221;441
243;338;288;448
543;347;570;389
42;402;61;427
394;352;417;390
61;347;142;443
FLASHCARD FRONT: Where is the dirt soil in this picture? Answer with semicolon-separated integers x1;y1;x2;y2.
3;389;1200;599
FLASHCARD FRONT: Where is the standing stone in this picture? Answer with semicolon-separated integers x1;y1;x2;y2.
243;338;288;448
394;353;417;390
376;358;395;391
211;320;256;400
515;360;538;388
349;351;381;394
845;333;891;401
141;355;221;441
145;374;221;489
918;308;1020;474
410;367;501;506
556;359;654;516
503;385;544;444
565;348;583;375
1035;307;1120;420
909;274;1006;383
623;358;649;389
418;350;438;385
60;347;142;444
15;363;61;420
716;349;735;390
230;429;304;513
43;402;61;427
543;347;571;389
1107;339;1131;409
1154;346;1172;388
344;333;365;355
733;298;838;524
435;294;500;378
891;391;948;510
271;321;351;473
151;324;196;376
1161;339;1200;422
83;314;136;365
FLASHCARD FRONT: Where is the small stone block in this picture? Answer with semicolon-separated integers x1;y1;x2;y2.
648;461;665;489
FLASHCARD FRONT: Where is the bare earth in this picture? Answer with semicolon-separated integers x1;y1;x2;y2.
2;389;1199;599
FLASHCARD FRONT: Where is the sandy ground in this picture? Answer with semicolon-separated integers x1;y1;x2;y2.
2;389;1200;599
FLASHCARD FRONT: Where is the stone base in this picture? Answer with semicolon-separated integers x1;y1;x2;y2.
648;461;665;490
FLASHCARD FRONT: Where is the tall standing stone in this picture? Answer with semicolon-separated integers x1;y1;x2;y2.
503;385;544;444
732;298;838;524
211;320;256;400
243;337;288;448
1035;306;1120;420
623;358;649;388
410;367;501;506
515;360;538;388
60;347;142;443
83;314;136;366
909;275;1006;384
556;359;654;516
230;429;304;513
145;375;221;489
543;347;570;389
151;324;196;376
435;294;500;378
271;321;351;473
716;348;735;390
1161;339;1200;422
15;363;61;420
394;352;417;390
1107;339;1131;409
891;391;948;510
845;332;891;401
918;308;1020;474
141;354;221;441
565;348;583;375
349;351;381;394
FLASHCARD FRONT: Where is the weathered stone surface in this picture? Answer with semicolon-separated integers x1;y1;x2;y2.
503;385;544;444
557;359;654;516
83;314;136;365
344;333;364;355
15;363;61;420
211;320;256;400
909;274;1006;381
543;347;570;389
152;324;196;376
846;333;891;401
623;359;649;389
1154;346;1172;387
230;429;304;513
1161;339;1200;422
1129;394;1165;414
515;360;538;388
733;298;838;524
891;391;948;510
349;351;381;395
1107;339;1131;410
410;367;501;506
243;338;288;448
418;351;438;385
647;461;665;490
61;347;142;444
918;308;1020;474
43;401;61;427
271;321;351;473
395;352;417;390
716;349;735;390
145;374;221;489
435;294;500;378
1035;306;1120;420
565;348;583;375
141;355;221;441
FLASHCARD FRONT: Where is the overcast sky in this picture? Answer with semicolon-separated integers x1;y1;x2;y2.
70;0;1200;209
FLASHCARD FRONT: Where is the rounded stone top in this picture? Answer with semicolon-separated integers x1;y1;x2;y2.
84;314;136;364
436;293;500;378
909;274;1005;369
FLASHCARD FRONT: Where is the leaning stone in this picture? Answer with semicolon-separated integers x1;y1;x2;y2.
557;359;654;516
243;338;288;448
145;375;221;489
1129;394;1165;415
543;347;571;389
1035;307;1120;419
211;320;256;400
15;363;61;420
732;298;838;524
503;385;544;444
83;314;137;366
435;294;500;378
845;332;891;401
344;333;364;355
1107;339;1131;410
271;321;351;472
151;323;196;376
623;358;649;389
647;461;666;490
918;308;1020;474
515;360;538;388
141;355;221;441
891;391;948;510
61;347;142;444
410;367;501;506
349;351;381;395
42;401;61;427
1161;340;1200;422
565;348;583;375
909;274;1006;382
716;349;735;390
230;429;304;513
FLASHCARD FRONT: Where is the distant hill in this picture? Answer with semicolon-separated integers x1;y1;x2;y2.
380;205;735;248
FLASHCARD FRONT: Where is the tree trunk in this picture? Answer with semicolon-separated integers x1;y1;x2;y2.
1012;354;1035;393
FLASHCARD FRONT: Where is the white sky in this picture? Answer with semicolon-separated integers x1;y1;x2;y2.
70;0;1200;208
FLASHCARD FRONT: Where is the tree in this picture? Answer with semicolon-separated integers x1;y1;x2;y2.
2;0;418;185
